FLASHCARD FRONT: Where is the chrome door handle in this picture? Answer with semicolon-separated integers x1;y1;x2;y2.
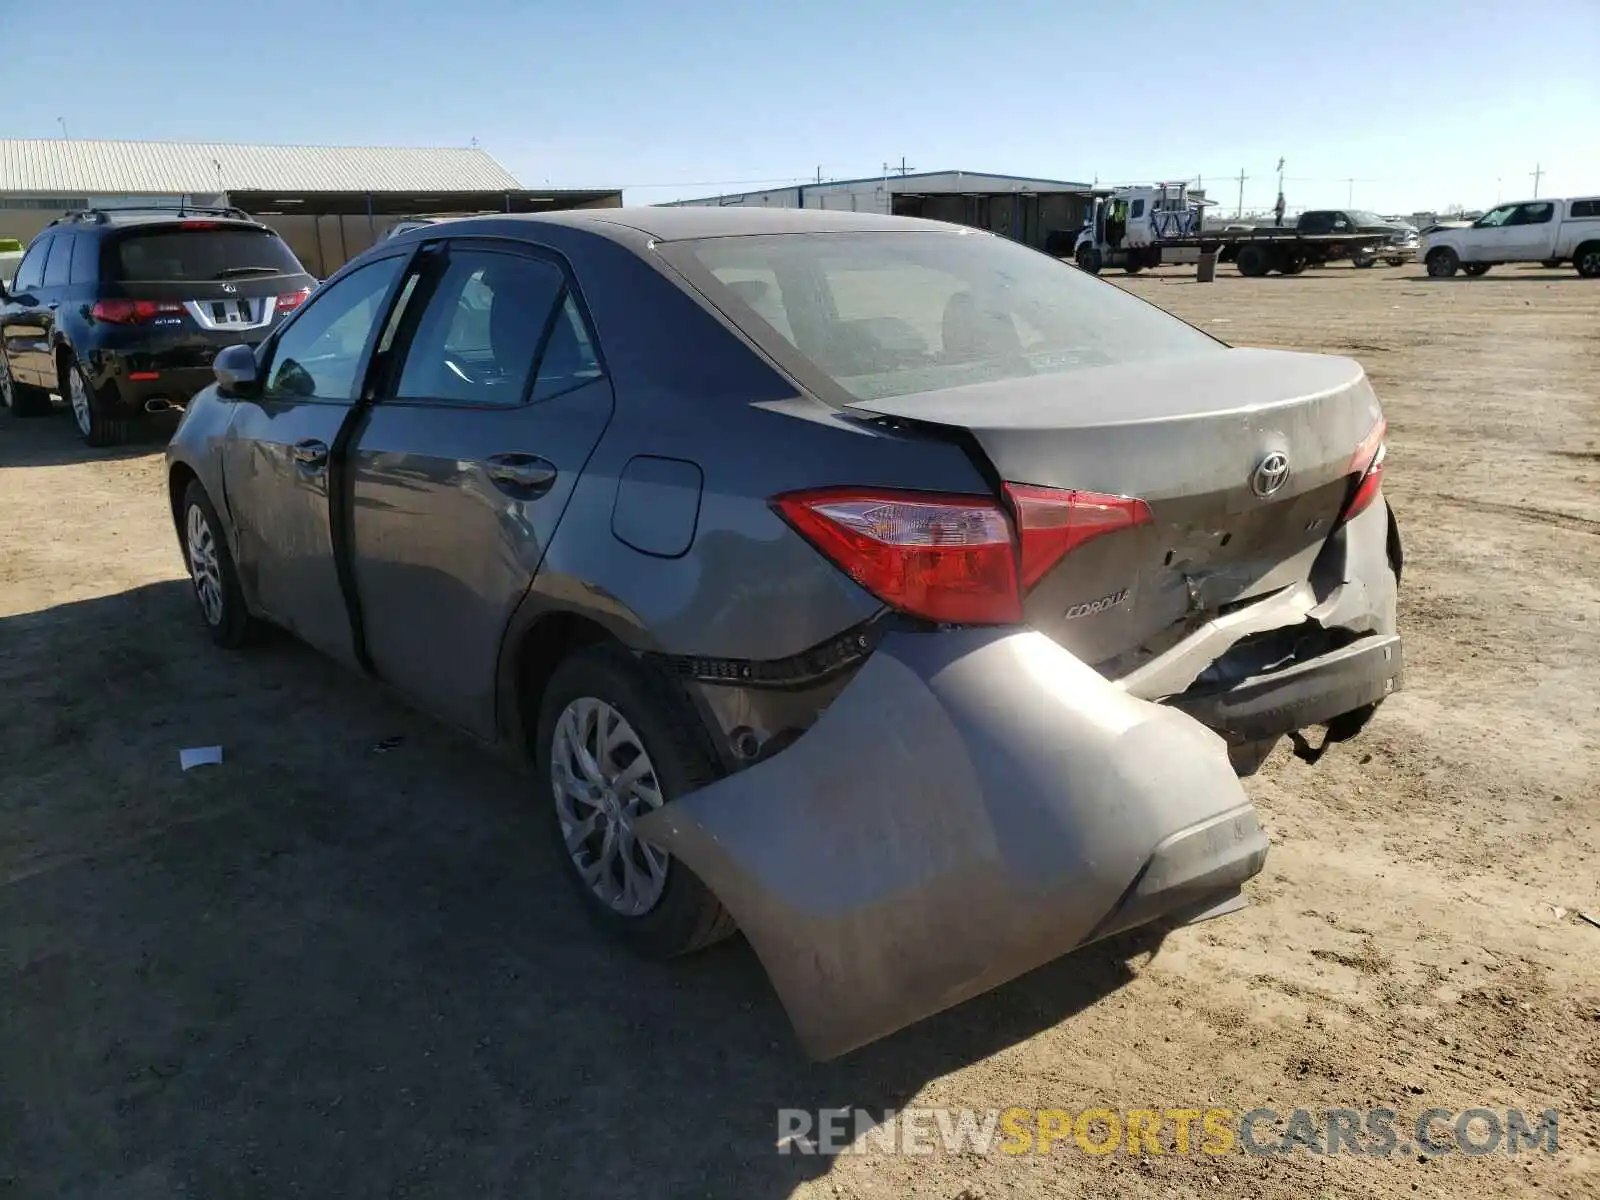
484;453;557;495
292;439;329;469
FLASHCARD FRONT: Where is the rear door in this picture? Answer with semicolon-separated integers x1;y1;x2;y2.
347;238;613;738
1;236;55;386
223;253;410;665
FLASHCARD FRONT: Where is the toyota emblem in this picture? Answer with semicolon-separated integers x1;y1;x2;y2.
220;282;239;294
1251;451;1291;497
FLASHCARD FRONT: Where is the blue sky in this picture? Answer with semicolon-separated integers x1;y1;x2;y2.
6;0;1597;214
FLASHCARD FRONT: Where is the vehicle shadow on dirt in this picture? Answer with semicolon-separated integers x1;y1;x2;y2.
0;410;175;467
0;582;1151;1199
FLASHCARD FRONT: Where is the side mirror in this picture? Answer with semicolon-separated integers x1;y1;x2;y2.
213;344;261;398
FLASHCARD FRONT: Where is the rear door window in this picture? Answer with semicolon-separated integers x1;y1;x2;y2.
393;247;577;406
110;227;303;283
42;235;74;287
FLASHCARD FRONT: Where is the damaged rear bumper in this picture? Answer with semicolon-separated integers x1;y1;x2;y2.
635;628;1267;1061
1167;632;1402;742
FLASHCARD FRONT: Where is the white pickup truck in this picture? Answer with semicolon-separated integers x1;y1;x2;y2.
1422;197;1600;278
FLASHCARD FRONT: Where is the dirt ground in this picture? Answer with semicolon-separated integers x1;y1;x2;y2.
2;262;1597;1200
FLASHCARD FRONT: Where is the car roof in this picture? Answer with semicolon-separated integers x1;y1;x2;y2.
401;206;970;246
45;210;272;235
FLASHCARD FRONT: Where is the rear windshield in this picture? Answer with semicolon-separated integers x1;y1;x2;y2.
667;231;1221;403
110;228;303;283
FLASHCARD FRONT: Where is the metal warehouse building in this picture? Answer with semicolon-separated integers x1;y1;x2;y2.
664;169;1093;253
0;139;621;276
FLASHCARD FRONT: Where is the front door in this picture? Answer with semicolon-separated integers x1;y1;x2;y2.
348;240;614;738
0;236;56;387
223;253;409;665
1463;205;1520;262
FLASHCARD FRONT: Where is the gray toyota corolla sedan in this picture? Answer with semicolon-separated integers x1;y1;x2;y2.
166;207;1402;1058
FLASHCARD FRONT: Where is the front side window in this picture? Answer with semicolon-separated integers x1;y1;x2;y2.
395;249;567;405
11;238;49;292
264;256;404;401
668;230;1221;403
42;235;73;287
1513;202;1554;226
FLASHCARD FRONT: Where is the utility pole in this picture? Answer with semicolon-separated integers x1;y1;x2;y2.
1346;178;1355;207
893;156;914;177
1236;168;1247;218
815;165;822;184
1531;163;1544;198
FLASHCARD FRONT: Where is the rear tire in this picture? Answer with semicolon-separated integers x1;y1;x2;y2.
1462;263;1491;277
1540;258;1563;269
1280;254;1308;275
1351;253;1376;269
1575;243;1600;279
0;351;53;418
1425;247;1460;278
1122;262;1143;274
1236;244;1271;277
1385;256;1408;267
535;645;735;959
180;480;258;648
63;354;127;446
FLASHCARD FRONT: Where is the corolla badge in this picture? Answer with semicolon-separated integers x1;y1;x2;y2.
1251;451;1291;497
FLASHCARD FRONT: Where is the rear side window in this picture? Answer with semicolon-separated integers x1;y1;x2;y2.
1568;199;1600;218
42;235;73;287
109;227;303;283
70;234;99;284
668;231;1221;403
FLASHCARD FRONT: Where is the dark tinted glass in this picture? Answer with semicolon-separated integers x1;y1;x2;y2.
42;235;73;287
70;234;99;284
110;228;303;283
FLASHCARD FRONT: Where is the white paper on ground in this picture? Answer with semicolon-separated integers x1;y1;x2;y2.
179;745;224;771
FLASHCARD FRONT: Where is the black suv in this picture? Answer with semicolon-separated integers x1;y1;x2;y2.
0;206;315;445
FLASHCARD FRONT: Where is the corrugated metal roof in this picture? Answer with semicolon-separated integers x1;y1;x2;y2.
0;139;524;195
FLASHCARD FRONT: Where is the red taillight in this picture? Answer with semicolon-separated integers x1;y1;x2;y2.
1338;417;1387;526
276;288;310;313
1004;484;1154;591
773;488;1020;624
90;298;184;324
772;482;1153;624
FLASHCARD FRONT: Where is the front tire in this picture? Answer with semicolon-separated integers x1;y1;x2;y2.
1426;247;1460;278
1236;244;1271;277
64;355;127;446
1351;253;1376;269
1076;245;1103;275
536;645;734;958
181;480;257;648
1385;257;1408;267
0;352;52;417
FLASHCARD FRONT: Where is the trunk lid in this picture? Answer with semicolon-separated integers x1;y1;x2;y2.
843;348;1382;675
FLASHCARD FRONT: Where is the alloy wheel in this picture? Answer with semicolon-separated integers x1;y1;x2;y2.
550;696;669;916
185;503;225;627
1579;249;1600;278
69;367;92;436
